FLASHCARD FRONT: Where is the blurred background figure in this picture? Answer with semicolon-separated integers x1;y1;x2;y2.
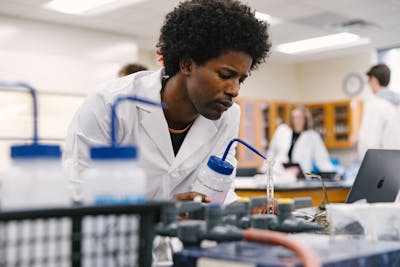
268;105;334;178
357;64;400;160
117;63;148;77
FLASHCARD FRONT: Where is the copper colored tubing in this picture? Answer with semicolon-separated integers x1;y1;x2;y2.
243;228;321;267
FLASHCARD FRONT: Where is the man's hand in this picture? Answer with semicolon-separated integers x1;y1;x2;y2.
173;192;211;203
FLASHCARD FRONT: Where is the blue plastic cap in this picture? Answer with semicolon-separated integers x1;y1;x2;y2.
90;145;137;160
11;144;61;159
207;155;234;175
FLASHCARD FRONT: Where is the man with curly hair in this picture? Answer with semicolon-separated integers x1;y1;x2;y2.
64;0;270;204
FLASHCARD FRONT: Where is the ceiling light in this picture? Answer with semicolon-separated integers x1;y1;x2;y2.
276;33;370;54
255;11;282;26
44;0;147;15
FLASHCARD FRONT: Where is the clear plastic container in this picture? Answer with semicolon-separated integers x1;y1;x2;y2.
81;146;146;205
1;145;70;210
191;156;234;205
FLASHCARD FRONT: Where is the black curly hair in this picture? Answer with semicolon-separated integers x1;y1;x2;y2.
156;0;271;77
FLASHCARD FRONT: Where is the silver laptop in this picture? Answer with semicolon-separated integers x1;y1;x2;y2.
346;149;400;203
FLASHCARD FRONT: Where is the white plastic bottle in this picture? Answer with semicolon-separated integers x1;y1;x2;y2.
80;95;161;205
1;144;70;210
192;155;234;205
192;138;266;205
81;146;146;205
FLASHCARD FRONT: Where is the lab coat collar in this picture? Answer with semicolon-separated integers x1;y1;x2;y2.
135;68;165;112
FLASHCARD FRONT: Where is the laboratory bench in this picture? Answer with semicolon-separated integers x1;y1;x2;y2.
234;178;352;206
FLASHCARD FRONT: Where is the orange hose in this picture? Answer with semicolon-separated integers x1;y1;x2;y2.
243;228;321;267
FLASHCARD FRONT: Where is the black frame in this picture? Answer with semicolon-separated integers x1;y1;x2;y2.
0;203;166;267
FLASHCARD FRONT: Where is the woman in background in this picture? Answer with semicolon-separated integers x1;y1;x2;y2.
268;105;334;176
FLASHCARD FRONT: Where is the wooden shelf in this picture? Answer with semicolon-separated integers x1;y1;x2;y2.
306;100;362;149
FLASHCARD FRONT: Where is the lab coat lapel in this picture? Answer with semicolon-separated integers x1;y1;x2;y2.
139;106;174;165
171;115;218;170
136;69;175;165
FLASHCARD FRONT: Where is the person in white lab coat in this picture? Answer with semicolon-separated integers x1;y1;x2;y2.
357;64;400;160
268;106;334;176
63;0;271;203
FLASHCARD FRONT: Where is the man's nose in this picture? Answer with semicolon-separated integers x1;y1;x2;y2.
225;80;239;98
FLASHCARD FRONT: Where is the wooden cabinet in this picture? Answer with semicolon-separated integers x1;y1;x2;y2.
236;98;362;168
306;104;328;142
306;100;362;148
268;102;292;141
235;98;265;169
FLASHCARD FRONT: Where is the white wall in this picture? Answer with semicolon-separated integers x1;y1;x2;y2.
240;61;300;101
0;16;158;95
239;50;377;103
296;51;377;102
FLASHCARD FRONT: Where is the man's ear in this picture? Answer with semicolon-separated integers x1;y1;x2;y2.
179;57;194;76
370;76;379;87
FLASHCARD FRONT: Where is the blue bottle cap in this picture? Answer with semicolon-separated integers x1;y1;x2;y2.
207;155;234;175
11;144;61;159
90;145;137;160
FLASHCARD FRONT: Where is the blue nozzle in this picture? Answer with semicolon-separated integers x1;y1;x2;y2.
222;138;266;161
0;81;63;159
110;95;165;147
0;82;39;144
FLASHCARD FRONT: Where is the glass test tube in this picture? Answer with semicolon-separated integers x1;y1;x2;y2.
266;159;275;214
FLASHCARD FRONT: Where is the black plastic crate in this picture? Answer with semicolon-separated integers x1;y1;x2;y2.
0;203;165;267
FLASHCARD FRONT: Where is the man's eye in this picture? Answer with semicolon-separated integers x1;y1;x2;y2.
218;72;231;79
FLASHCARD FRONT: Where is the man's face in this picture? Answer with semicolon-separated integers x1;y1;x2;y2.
184;50;252;120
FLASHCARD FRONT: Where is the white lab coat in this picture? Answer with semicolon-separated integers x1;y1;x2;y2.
63;69;240;203
358;92;400;160
267;124;334;173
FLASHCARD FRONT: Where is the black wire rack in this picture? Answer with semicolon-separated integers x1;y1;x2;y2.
0;203;166;267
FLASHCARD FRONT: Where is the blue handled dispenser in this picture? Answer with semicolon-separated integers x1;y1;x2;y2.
81;95;163;205
191;138;266;205
0;82;69;209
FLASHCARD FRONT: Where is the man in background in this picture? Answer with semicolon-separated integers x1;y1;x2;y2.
358;64;400;159
117;63;148;77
